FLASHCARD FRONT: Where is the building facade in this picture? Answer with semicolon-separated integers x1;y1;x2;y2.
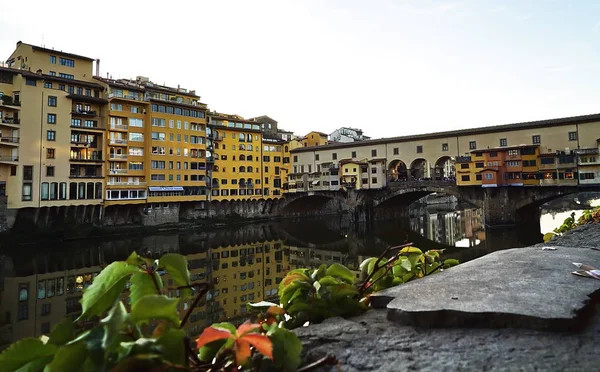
329;127;370;143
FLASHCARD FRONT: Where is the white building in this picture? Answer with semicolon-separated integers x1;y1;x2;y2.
329;127;370;143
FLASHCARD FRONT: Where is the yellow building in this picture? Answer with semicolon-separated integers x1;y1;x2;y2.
301;131;328;147
455;156;481;186
262;137;288;198
576;140;600;185
207;112;263;201
2;42;106;210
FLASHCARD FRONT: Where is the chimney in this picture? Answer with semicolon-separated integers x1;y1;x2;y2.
95;59;100;77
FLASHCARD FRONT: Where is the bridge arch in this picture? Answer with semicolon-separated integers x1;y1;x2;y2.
388;159;408;181
409;158;428;180
433;156;455;180
373;181;468;208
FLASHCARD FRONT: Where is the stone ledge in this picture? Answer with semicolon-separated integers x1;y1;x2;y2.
371;246;600;331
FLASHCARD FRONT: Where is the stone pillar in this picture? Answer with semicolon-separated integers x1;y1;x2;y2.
482;188;518;226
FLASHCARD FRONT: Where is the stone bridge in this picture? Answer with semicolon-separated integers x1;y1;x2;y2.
276;181;600;228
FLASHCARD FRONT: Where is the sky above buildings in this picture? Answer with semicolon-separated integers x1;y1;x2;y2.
1;0;599;139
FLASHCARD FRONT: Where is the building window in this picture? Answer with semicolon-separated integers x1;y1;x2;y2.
47;130;56;141
26;78;36;86
18;303;28;321
41;303;51;316
568;131;577;141
41;322;50;334
469;141;476;150
10;166;17;176
48;96;57;107
58;73;74;80
50;55;57;64
23;166;33;181
500;138;508;147
484;173;493;180
371;177;377;183
371;149;377;157
461;175;470;182
532;135;541;144
442;143;449;151
47;113;56;124
46;166;55;177
416;145;423;153
22;183;32;201
293;155;298;162
332;153;337;160
59;57;75;67
476;174;482;181
315;154;319;161
393;148;399;155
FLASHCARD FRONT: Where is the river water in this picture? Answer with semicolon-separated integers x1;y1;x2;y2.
1;193;598;345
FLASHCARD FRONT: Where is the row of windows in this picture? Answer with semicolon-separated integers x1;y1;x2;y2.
49;55;75;67
151;104;205;118
149;174;207;182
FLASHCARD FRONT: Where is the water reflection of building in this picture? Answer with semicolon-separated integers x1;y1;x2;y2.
287;246;368;283
410;208;485;247
0;239;292;345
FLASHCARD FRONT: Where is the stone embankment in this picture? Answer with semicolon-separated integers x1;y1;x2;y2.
295;224;600;371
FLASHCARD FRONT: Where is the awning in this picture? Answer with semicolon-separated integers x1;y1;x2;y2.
312;180;320;185
149;186;184;192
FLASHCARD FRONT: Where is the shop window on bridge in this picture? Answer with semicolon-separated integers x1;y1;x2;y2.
541;157;555;165
476;174;482;181
460;163;470;169
461;175;470;182
580;173;595;180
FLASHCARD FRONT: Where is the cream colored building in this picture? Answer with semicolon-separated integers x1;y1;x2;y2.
291;115;600;184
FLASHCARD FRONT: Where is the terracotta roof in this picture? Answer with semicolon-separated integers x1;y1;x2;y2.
291;113;600;153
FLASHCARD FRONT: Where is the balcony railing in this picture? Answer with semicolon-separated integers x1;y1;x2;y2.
1;117;19;124
0;137;19;144
109;93;142;101
70;173;103;178
71;123;104;130
107;181;147;186
109;138;128;145
71;109;97;116
110;124;128;131
70;154;103;162
109;154;128;160
70;139;96;146
0;155;18;162
109;169;128;175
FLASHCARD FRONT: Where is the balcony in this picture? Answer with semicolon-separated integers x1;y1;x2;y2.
71;122;104;131
109;93;142;101
71;109;98;117
107;181;147;186
70;153;103;162
110;124;128;131
0;154;18;163
109;138;128;146
109;154;128;161
109;169;128;175
70;139;97;147
70;172;103;179
0;136;19;145
1;117;19;125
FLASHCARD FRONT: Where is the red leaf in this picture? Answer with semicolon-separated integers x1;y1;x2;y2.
196;326;233;349
236;322;261;337
234;339;253;365
240;333;273;360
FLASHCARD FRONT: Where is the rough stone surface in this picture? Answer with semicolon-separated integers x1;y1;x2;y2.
295;308;600;372
296;224;600;371
374;245;600;330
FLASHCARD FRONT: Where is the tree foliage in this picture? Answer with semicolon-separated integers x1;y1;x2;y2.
0;244;460;372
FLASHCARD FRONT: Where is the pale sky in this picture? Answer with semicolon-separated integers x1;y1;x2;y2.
1;0;600;139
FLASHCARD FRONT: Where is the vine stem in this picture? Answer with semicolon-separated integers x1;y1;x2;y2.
150;269;163;295
178;283;210;329
359;242;414;294
297;354;338;372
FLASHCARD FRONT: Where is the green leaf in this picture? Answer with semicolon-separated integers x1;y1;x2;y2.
77;261;140;320
268;327;303;371
43;340;87;372
14;355;54;372
311;264;327;281
197;339;228;362
246;301;279;310
125;251;153;268
326;263;355;284
100;301;128;350
443;259;460;269
130;271;163;306
158;254;191;298
155;328;186;366
0;338;57;372
210;322;236;334
543;232;556;242
130;295;180;326
48;318;75;346
332;283;360;300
